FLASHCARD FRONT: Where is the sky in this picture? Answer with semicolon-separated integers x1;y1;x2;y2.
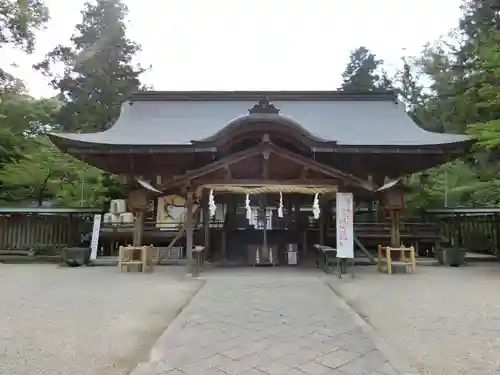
1;0;464;98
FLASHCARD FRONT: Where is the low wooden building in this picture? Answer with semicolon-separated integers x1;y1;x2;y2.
49;91;471;265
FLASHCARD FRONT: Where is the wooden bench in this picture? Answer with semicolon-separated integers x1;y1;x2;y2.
313;244;338;273
314;244;355;278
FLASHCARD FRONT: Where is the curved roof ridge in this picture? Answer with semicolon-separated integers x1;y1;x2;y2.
194;112;332;144
129;90;397;102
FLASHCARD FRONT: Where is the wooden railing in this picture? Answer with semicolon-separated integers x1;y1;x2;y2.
424;208;500;256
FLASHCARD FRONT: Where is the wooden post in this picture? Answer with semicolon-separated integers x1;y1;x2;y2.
185;190;194;274
132;210;144;246
294;199;302;261
319;200;325;246
261;195;268;254
202;189;210;260
286;195;293;230
389;209;400;247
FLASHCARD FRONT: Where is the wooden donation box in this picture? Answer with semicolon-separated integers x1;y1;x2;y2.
287;243;298;265
118;245;154;273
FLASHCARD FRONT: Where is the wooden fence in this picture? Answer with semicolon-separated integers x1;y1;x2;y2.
0;208;100;252
424;208;500;256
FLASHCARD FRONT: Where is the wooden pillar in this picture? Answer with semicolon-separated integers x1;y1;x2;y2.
286;195;293;230
259;195;267;253
132;210;144;246
202;190;210;260
220;196;229;262
185;190;194;273
294;200;301;231
319;198;331;246
389;209;400;247
129;189;148;247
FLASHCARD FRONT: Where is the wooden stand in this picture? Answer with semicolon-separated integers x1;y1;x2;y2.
377;245;416;274
118;245;154;273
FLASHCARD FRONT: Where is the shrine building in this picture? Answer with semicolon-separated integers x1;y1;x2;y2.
49;91;471;266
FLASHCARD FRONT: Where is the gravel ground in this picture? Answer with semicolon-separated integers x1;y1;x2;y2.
329;263;500;375
0;264;202;375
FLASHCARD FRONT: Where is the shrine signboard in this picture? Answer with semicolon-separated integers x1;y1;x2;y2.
336;192;354;259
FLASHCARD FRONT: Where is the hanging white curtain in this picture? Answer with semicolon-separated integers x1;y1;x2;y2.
245;194;252;221
208;189;216;218
278;192;283;218
312;193;321;219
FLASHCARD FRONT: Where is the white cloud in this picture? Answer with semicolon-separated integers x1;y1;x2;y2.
0;0;463;98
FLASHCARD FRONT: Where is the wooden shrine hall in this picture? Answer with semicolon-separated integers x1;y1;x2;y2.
49;91;471;268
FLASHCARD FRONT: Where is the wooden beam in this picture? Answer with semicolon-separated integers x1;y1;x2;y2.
158;143;265;191
159;141;374;193
264;143;375;191
224;164;232;180
300;166;309;179
354;236;376;264
155;205;201;265
194;178;340;187
262;150;270;179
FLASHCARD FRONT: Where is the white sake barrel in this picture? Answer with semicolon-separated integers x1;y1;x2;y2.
103;213;114;224
109;199;127;214
119;212;135;225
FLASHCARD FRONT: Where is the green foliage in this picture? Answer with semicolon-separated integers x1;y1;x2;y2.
0;136;108;206
405;161;500;211
397;1;500;210
0;126;22;166
339;46;393;92
0;0;49;53
34;0;144;132
0;94;60;135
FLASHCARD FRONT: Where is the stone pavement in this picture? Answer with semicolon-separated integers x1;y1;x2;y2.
131;269;415;375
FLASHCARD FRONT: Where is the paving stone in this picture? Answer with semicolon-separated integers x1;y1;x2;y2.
336;351;388;375
371;362;400;375
239;368;269;375
276;347;321;367
129;271;403;375
163;370;187;375
316;349;361;369
296;360;334;375
255;361;292;375
215;353;271;375
341;337;377;355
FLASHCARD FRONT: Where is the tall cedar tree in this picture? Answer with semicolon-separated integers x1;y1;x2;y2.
339;46;393;92
35;0;144;133
1;0;48;92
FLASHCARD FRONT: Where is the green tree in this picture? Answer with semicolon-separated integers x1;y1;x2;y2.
0;136;107;206
339;46;393;92
0;0;49;89
466;29;500;148
35;0;144;133
0;92;60;167
0;0;49;53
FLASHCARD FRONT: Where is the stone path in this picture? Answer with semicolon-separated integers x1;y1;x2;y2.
132;269;413;375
